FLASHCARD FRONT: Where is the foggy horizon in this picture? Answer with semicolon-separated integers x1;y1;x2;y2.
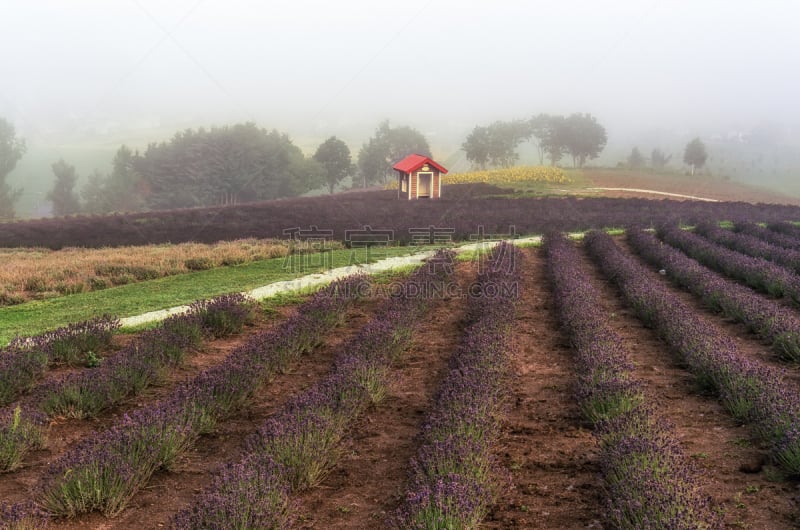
2;0;800;215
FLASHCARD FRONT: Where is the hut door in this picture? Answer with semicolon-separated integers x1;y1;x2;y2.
417;172;432;198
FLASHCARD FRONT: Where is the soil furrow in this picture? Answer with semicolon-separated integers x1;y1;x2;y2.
583;238;799;529
292;261;476;529
486;247;602;529
620;236;800;389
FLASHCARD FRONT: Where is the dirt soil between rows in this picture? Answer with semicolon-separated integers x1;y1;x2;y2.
4;246;800;528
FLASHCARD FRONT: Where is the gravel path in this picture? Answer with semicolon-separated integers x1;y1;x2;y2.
120;238;546;329
586;187;719;202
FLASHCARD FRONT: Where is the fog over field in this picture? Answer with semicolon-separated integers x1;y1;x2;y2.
2;0;800;215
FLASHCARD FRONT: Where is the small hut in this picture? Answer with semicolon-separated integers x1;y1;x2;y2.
392;154;448;200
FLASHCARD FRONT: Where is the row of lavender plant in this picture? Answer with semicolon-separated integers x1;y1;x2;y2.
34;293;254;420
767;221;800;241
0;316;121;474
657;223;800;303
627;227;800;361
0;316;119;406
585;230;800;477
171;252;455;529
735;222;800;252
0;293;255;476
0;274;368;527
544;232;718;529
694;221;800;275
393;242;520;529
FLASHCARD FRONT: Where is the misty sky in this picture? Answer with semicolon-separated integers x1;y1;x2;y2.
2;0;799;147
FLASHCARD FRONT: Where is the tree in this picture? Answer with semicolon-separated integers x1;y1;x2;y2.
0;118;26;219
130;123;306;211
528;113;552;165
285;145;324;197
651;148;671;170
47;159;81;216
461;125;492;170
313;136;352;194
81;170;109;214
683;137;708;176
562;113;607;168
627;147;645;169
357;121;431;187
540;115;567;166
461;120;529;169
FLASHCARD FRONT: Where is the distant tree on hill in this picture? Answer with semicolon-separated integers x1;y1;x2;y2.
528;113;552;165
627;147;645;169
313;136;352;194
683;137;708;176
357;121;431;187
461;125;492;169
562;113;607;168
124;123;309;210
651;148;672;169
286;145;325;196
462;120;529;169
0;117;26;219
540;115;567;166
47;159;81;216
81;170;109;214
82;145;146;214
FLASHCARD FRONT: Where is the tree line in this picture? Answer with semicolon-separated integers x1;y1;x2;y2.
461;113;608;169
626;138;708;175
0;113;709;220
0;118;436;218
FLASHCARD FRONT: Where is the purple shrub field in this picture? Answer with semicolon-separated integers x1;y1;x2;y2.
394;243;520;529
736;221;800;252
171;252;454;529
658;224;800;302
627;228;800;360
695;221;800;275
768;221;800;240
34;293;254;420
19;273;368;521
585;230;800;477
544;232;718;529
0;316;120;407
2;191;800;249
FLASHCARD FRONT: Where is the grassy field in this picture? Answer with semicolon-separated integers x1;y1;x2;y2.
0;245;424;345
0;238;296;306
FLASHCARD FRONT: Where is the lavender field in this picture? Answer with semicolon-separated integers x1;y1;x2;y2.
3;218;800;528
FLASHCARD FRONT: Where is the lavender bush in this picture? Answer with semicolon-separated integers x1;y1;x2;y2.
190;293;256;338
736;221;800;252
658;224;800;303
767;221;800;240
695;221;800;275
395;243;520;529
0;347;48;407
0;316;120;407
0;406;46;473
170;454;293;530
32;273;368;520
173;252;454;529
627;227;800;361
0;501;48;530
597;407;717;530
585;230;800;476
36;292;255;419
544;232;717;528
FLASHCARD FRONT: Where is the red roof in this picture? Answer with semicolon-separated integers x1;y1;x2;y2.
392;154;448;174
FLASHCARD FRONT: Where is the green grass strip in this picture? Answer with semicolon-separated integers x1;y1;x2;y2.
0;246;422;345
